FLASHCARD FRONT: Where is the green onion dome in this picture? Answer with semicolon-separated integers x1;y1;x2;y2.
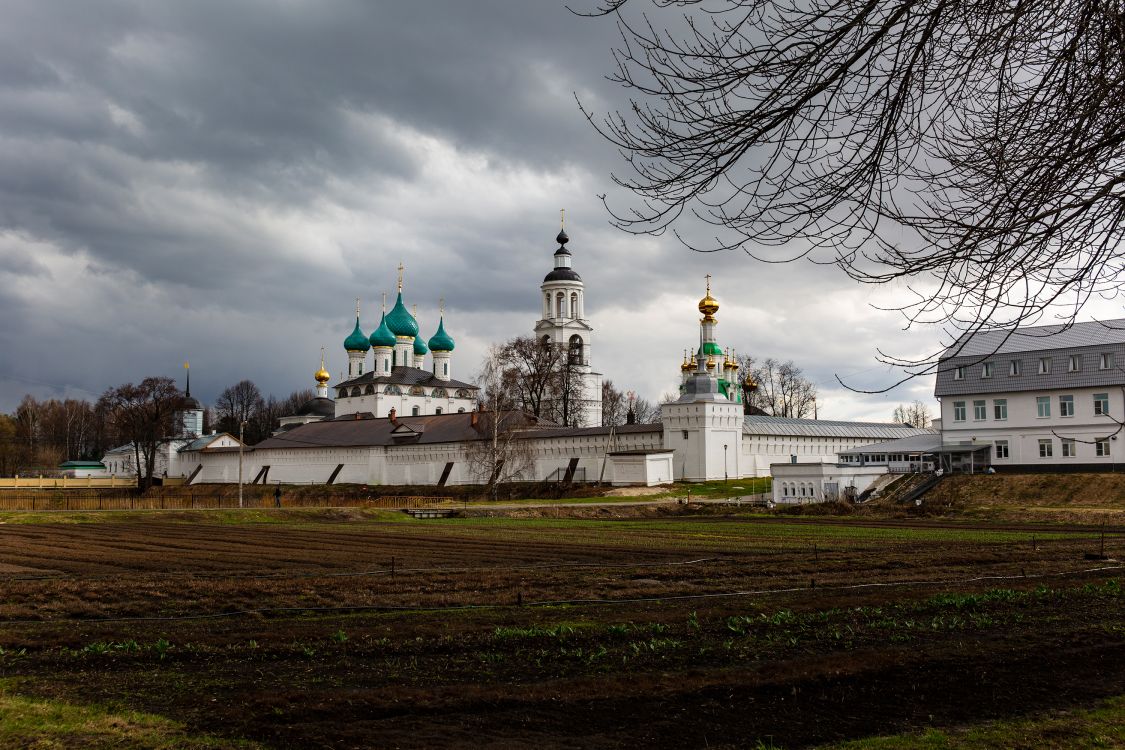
413;332;429;356
385;292;419;337
344;317;370;352
702;341;724;357
428;317;455;352
369;312;396;348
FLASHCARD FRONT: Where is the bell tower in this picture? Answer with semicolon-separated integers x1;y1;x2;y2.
533;213;602;427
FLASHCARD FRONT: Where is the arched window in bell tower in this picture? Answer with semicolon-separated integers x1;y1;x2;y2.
544;292;551;317
569;292;578;318
555;292;565;319
568;334;583;366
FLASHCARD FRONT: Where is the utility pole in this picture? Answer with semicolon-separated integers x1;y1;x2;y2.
238;420;246;508
724;444;728;482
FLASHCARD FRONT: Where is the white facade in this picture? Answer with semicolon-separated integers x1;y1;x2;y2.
770;462;887;504
741;417;935;477
936;319;1125;468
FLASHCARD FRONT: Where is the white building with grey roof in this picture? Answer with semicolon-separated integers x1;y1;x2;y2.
935;318;1125;470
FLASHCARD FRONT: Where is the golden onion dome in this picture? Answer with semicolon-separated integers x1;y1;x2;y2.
315;350;331;385
706;355;717;369
698;274;719;319
680;359;694;372
744;374;759;390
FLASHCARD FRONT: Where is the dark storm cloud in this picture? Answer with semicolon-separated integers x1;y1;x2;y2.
0;0;938;419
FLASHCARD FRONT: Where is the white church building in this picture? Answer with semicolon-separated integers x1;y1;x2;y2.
158;223;931;488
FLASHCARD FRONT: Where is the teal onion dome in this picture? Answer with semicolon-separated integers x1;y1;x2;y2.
344;318;370;352
369;313;396;348
385;292;419;337
702;341;724;357
428;317;455;352
413;333;428;356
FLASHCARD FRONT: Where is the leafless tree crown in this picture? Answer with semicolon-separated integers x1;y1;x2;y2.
581;0;1125;381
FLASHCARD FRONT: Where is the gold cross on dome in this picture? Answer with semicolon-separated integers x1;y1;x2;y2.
355;297;360;316
439;297;445;316
382;291;387;312
397;262;404;291
560;208;565;228
705;273;712;295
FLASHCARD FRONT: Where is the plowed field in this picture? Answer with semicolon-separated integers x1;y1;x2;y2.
0;507;1121;748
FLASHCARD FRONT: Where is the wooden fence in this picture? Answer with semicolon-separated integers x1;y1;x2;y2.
0;476;137;490
0;491;457;513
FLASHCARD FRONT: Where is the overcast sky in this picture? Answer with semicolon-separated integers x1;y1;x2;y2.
1;0;1061;420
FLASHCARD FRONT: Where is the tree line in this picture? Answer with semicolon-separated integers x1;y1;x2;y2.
1;378;316;479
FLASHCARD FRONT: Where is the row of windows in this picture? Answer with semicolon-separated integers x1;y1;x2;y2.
779;482;817;497
994;438;1112;459
954;352;1116;381
952;394;1110;422
339;385;472;399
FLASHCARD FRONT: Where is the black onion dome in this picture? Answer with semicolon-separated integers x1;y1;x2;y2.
544;268;582;282
182;395;202;410
296;397;335;417
556;228;569;246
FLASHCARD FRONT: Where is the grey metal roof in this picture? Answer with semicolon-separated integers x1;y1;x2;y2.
336;366;477;391
742;416;934;440
942;318;1125;358
838;434;943;455
935;344;1125;397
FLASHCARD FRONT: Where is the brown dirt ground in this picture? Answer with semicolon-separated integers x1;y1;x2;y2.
0;510;1121;748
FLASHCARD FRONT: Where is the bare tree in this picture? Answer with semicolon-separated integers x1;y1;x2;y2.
892;401;933;429
488;336;588;427
581;0;1125;381
632;395;660;424
97;377;183;489
214;380;265;442
467;349;536;499
601;380;628;427
739;355;818;418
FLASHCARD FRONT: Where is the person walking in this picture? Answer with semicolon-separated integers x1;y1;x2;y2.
274;486;282;508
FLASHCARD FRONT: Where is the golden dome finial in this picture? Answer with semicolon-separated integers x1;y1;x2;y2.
355;297;360;317
698;273;719;320
382;291;387;313
439;297;445;316
315;347;331;385
397;262;404;292
680;349;693;371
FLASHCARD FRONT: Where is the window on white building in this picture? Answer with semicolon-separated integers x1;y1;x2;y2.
973;400;986;420
1097;439;1111;457
954;366;964;380
1094;393;1110;415
1039;439;1053;458
1038;357;1050;374
995;440;1009;459
953;401;966;421
1061;438;1076;457
411;406;420;416
1068;354;1080;372
994;399;1007;420
435;407;442;415
1036;396;1051;418
1100;353;1114;370
1059;395;1074;417
1009;360;1022;376
982;362;993;378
